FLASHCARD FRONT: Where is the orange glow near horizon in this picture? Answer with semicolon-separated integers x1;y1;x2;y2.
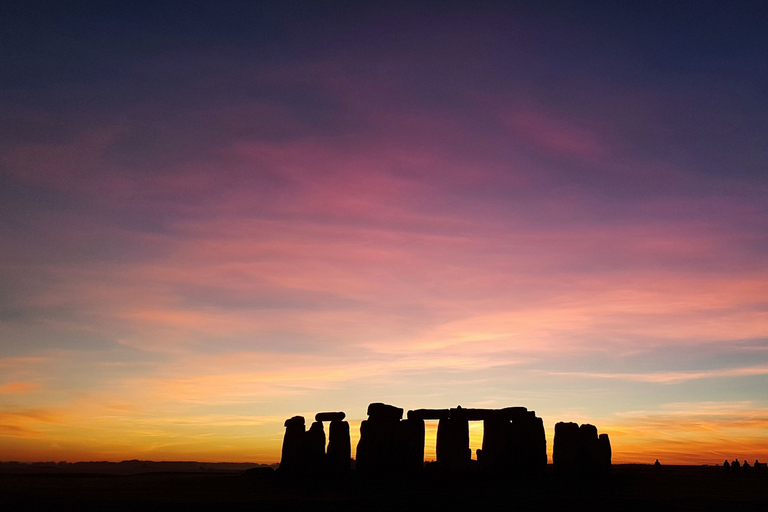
2;407;766;465
2;432;765;466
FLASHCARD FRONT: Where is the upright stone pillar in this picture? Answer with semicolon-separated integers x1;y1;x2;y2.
402;418;425;473
598;433;611;474
327;419;351;473
480;416;510;470
315;412;350;474
436;415;470;470
305;421;326;473
524;415;547;472
279;416;306;474
554;421;610;476
355;403;404;475
579;423;599;473
553;421;580;473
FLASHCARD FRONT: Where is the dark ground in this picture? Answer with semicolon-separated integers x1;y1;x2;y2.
1;464;766;511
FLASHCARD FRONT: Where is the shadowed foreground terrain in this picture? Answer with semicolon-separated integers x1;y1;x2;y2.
1;463;766;511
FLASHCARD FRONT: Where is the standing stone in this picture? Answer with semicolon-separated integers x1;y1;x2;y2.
554;421;610;476
530;415;548;472
480;416;510;470
356;403;404;475
553;422;581;473
598;433;612;473
508;416;528;471
579;423;600;473
436;414;470;470
506;413;545;474
305;421;326;474
279;416;306;474
356;419;373;473
326;419;351;473
402;418;426;473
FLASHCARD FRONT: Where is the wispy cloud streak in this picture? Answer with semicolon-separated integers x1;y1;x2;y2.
551;367;768;384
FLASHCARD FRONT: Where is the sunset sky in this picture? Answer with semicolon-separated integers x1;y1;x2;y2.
1;1;767;465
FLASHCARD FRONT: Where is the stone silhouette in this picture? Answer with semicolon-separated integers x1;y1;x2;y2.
316;411;345;422
408;406;546;474
598;433;612;471
305;420;326;473
355;403;406;475
402;416;426;473
278;411;351;476
279;416;307;474
436;412;470;470
355;404;548;475
552;422;580;472
278;403;612;482
553;421;611;475
324;412;351;474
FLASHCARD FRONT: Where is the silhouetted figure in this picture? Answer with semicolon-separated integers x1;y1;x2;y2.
654;459;661;467
724;459;730;475
742;459;751;477
732;459;741;477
